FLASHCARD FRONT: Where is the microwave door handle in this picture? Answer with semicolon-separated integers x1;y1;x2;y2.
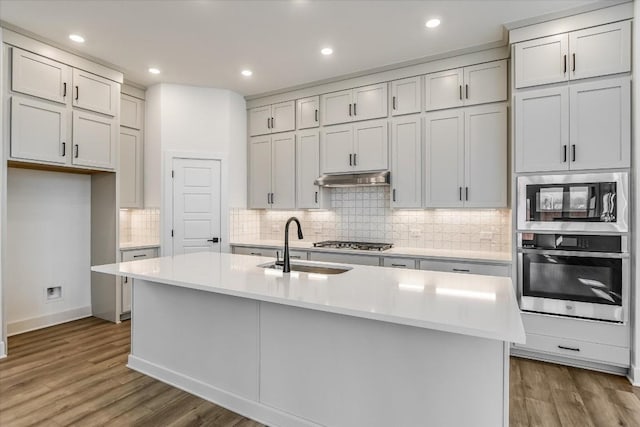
519;248;626;259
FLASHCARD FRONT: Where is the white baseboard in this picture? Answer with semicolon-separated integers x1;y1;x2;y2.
627;363;640;386
128;355;320;427
0;341;6;359
511;347;629;377
7;306;92;336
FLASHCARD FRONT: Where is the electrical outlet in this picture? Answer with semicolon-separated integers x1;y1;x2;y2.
46;286;62;302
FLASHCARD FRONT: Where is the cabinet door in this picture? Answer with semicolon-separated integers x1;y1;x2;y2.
271;101;295;133
353;119;388;172
569;21;631;81
515;34;569;88
122;278;132;313
249;105;272;136
464;104;507;208
425;110;464;207
515;87;569;173
352;83;387;121
72;110;117;169
72;69;119;116
321;124;353;174
249;136;272;208
297;130;322;209
391;117;422;208
425;68;463;111
297;96;320;129
569;77;630;170
11;47;71;105
463;60;507;106
119;128;144;208
10;96;68;165
391;76;421;116
120;94;144;129
271;133;296;209
321;90;352;126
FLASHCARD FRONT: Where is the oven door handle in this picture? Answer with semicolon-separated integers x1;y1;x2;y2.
518;248;627;259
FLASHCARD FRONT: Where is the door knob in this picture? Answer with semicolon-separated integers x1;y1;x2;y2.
207;237;220;243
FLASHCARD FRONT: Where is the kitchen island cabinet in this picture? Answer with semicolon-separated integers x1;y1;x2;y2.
93;251;523;427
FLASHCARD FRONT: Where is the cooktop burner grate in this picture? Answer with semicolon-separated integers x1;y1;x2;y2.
312;240;393;251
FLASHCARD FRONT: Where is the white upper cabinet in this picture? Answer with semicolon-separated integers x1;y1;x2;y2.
321;124;353;174
72;69;119;116
464;104;507;208
321;83;387;126
569;21;631;81
248;133;296;209
569;77;630;170
270;133;296;209
515;21;630;88
119;128;143;208
515;34;569;88
321;120;388;174
426;105;507;208
391;76;421;116
248;101;295;136
120;94;144;129
72;110;117;169
249;136;272;209
425;110;464;207
353;119;388;172
10;96;68;165
296;130;325;209
11;47;71;105
425;60;506;111
515;87;570;173
296;96;320;129
391;116;422;208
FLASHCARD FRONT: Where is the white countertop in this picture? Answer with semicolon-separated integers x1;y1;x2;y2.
93;252;524;343
120;241;161;251
230;239;512;263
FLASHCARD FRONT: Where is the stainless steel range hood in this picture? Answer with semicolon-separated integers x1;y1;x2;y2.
314;171;390;187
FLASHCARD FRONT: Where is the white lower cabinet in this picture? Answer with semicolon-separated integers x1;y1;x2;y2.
321;119;388;174
121;247;159;314
10;96;68;164
72;110;117;169
391;116;422;208
249;133;296;209
425;104;506;208
383;257;416;269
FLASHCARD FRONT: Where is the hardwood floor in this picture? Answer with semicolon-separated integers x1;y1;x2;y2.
1;317;639;427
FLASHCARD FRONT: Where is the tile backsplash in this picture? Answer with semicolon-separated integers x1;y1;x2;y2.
120;208;160;243
232;187;511;253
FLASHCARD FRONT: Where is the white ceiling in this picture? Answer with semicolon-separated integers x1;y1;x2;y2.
0;0;606;96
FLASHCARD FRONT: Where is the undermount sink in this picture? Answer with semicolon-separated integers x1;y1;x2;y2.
259;261;351;275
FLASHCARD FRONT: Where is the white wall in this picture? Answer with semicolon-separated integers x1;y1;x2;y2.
144;84;162;208
6;168;91;335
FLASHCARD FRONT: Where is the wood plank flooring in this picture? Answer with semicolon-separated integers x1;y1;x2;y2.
1;317;639;426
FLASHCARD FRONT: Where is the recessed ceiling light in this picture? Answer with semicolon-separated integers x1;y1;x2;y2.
425;18;441;28
321;47;333;56
69;34;85;43
148;68;161;74
241;69;253;77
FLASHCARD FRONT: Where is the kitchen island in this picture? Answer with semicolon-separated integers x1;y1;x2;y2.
92;251;525;427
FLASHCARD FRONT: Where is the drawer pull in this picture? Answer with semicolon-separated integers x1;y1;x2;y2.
558;345;580;352
290;255;302;259
391;263;407;267
452;268;470;273
133;254;147;258
250;252;262;256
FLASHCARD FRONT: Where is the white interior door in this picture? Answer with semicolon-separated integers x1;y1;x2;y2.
173;158;222;255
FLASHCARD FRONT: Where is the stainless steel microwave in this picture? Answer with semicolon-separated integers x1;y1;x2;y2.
517;173;629;233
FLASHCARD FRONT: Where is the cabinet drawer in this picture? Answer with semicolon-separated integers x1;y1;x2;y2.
233;247;278;258
308;252;380;266
513;332;629;367
419;259;509;277
122;248;158;262
383;257;416;269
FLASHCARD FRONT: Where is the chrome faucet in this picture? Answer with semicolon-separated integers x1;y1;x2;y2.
282;217;303;273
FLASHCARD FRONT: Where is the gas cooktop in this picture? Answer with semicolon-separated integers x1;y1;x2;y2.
312;240;393;251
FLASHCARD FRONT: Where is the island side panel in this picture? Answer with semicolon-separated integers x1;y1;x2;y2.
129;279;260;401
259;302;507;427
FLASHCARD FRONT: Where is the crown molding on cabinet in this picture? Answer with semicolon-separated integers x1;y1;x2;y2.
122;83;146;100
507;1;632;44
245;43;509;109
1;24;124;84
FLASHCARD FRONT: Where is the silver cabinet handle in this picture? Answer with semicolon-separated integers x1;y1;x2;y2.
558;345;580;352
392;96;397;110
